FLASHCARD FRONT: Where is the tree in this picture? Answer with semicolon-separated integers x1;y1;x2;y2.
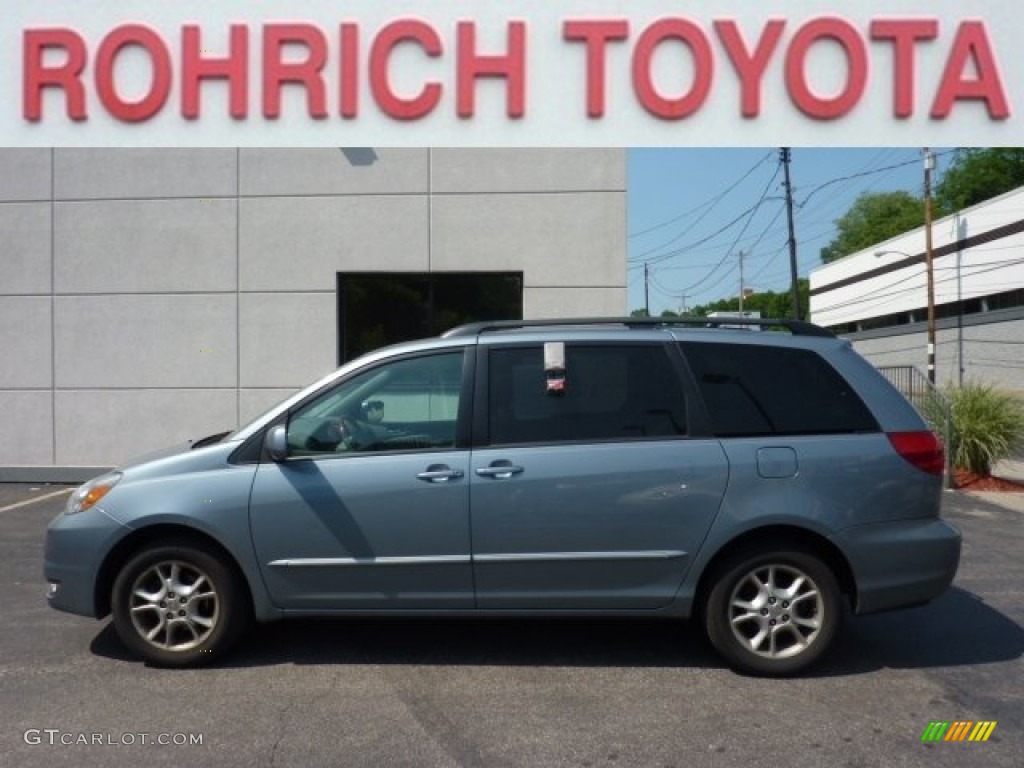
819;191;924;264
935;148;1024;215
687;280;809;321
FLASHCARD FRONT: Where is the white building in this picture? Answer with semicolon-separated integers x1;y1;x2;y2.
810;186;1024;391
0;149;626;478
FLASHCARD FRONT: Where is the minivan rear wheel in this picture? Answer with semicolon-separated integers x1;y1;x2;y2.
705;549;841;676
111;541;248;667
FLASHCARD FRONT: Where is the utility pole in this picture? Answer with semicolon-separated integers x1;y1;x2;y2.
678;294;689;315
780;147;800;320
923;148;937;384
738;250;745;313
644;262;650;317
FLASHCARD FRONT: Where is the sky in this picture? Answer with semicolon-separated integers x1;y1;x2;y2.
626;147;955;315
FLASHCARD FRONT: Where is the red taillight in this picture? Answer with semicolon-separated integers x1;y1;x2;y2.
887;431;945;476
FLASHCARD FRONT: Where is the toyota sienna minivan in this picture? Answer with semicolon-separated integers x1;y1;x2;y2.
45;317;961;676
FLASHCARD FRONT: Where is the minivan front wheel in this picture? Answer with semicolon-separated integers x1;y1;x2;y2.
705;550;841;676
111;542;248;667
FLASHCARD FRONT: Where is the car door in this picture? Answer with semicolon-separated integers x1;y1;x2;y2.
470;341;729;610
249;349;474;610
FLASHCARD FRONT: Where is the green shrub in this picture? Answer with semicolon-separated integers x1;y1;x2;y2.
923;383;1024;476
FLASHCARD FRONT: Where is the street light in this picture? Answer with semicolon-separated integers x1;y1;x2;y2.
875;248;937;383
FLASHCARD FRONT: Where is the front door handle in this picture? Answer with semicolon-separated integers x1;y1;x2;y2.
416;465;465;483
475;462;524;480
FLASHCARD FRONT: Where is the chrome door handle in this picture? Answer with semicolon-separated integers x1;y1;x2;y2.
475;465;524;480
416;466;464;483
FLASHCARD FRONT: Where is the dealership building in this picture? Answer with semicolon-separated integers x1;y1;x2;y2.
0;148;626;477
810;185;1024;392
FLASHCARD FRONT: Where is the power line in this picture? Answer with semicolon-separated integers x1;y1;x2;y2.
691;204;788;299
642;151;938;298
797;150;955;209
629;222;792;267
748;240;791;283
796;149;919;222
628;150;773;240
629;197;769;265
672;164;783;293
629;148;963;313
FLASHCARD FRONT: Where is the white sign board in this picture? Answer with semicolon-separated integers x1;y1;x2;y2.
3;1;1021;146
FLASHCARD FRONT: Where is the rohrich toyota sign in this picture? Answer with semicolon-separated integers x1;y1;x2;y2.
4;1;1022;145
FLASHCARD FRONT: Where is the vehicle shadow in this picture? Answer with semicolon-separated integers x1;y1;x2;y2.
90;587;1022;676
820;586;1024;674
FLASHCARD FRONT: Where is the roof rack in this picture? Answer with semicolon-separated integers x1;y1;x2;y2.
442;316;835;338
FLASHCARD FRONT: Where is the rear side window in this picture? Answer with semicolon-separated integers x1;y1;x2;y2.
678;342;878;437
488;344;687;445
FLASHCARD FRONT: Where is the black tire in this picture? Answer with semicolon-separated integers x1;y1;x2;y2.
111;540;250;667
704;549;841;677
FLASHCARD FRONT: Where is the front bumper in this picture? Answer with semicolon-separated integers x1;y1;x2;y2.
44;506;130;618
832;518;962;615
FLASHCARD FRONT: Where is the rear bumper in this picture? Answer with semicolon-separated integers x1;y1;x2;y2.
831;518;961;615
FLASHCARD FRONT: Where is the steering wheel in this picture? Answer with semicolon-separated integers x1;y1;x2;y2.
335;416;376;452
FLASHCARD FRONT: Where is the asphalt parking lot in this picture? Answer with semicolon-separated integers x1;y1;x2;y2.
1;484;1020;768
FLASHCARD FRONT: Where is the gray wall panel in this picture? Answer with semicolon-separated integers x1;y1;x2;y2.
524;287;627;319
55;295;237;388
240;196;428;291
55;149;236;200
2;148;628;472
0;297;52;388
0;391;53;464
240;388;300;425
854;319;1024;392
239;293;337;388
431;149;625;193
55;389;237;466
240;149;428;196
0;203;52;294
0;150;50;202
54;199;237;294
431;193;625;287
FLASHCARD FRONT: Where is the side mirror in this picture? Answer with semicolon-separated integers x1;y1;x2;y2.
265;425;289;462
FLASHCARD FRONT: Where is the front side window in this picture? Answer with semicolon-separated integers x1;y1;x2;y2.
487;344;687;446
287;352;464;456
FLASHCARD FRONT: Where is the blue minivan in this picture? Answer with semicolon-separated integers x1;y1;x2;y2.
45;317;961;675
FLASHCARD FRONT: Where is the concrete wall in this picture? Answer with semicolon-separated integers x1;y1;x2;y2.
0;149;626;472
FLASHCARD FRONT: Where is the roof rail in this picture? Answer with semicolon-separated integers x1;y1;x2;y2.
441;316;835;338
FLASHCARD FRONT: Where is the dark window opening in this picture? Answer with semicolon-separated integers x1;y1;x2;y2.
338;272;522;363
828;287;1024;335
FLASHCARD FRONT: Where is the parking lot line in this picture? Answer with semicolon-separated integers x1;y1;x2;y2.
0;488;72;514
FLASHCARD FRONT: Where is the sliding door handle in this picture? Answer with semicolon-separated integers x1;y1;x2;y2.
416;465;464;483
475;463;524;480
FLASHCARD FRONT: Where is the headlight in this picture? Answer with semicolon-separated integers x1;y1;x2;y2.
66;472;122;515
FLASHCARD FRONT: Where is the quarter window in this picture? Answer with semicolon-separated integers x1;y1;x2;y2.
487;345;687;445
678;342;878;437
